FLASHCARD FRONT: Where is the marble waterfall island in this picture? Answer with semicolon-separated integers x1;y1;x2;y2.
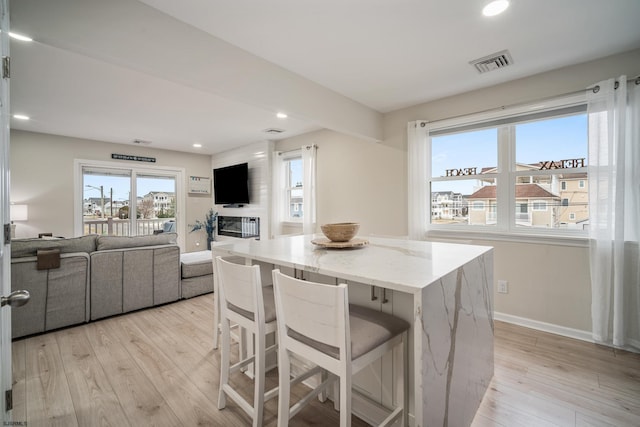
213;235;494;427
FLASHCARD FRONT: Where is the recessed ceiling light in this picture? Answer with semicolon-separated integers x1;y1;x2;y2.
193;143;202;148
482;0;509;16
276;112;288;119
9;32;33;42
13;114;30;120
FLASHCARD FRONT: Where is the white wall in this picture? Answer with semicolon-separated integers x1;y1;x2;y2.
10;130;213;252
276;129;406;237
276;48;640;335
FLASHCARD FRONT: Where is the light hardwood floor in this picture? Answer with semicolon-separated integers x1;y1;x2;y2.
11;295;640;426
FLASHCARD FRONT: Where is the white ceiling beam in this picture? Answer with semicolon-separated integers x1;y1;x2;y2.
12;0;382;142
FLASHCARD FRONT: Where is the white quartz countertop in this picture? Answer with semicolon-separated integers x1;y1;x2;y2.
212;235;492;294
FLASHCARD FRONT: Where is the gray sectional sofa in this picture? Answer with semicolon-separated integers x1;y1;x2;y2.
10;233;181;339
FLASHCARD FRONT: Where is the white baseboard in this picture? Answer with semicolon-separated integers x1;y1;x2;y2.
494;311;594;343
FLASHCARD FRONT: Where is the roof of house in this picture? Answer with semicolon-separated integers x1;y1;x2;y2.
468;184;560;199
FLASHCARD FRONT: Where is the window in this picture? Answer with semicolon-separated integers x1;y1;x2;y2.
75;160;183;242
472;201;486;211
427;95;588;237
286;156;303;220
532;201;547;211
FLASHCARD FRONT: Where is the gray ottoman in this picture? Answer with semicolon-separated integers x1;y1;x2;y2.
180;251;214;299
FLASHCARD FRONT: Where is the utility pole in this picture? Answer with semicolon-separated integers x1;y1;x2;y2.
86;185;104;218
110;187;113;217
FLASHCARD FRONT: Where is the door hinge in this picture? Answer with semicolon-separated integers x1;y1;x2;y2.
5;389;12;411
3;223;10;245
2;56;9;79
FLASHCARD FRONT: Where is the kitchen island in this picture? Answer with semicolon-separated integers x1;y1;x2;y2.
213;235;494;427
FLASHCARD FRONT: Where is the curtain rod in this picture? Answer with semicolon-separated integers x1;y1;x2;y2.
421;75;639;127
277;144;317;156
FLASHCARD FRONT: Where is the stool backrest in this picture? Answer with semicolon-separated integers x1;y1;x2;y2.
215;256;264;324
272;269;350;361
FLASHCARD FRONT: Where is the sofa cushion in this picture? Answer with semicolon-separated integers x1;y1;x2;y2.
181;250;213;278
96;232;177;251
11;235;97;258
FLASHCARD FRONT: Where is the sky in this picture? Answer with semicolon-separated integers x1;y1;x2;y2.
84;174;176;202
431;113;587;195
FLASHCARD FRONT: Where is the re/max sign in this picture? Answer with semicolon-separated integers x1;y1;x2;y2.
539;158;585;170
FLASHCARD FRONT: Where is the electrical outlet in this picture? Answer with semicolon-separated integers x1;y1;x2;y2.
497;280;508;294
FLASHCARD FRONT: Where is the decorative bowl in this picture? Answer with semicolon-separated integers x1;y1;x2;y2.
320;222;360;242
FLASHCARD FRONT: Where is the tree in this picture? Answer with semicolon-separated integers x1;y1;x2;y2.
138;198;155;219
118;206;129;219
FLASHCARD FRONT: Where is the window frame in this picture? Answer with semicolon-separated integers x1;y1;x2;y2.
280;150;304;223
74;159;186;249
425;93;589;243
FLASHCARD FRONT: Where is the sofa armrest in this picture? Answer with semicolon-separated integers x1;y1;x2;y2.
11;252;90;338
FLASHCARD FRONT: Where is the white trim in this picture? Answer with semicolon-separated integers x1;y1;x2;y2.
495;311;640;354
73;158;186;250
494;311;593;343
426;229;589;247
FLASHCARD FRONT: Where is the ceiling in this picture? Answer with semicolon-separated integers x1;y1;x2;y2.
9;0;640;155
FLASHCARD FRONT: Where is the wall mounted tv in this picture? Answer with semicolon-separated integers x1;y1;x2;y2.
213;163;250;207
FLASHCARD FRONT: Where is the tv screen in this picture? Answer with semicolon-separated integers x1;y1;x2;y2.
213;163;250;206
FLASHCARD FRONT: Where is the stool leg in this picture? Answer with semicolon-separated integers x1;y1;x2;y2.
253;331;266;427
339;375;352;427
217;318;230;409
213;279;220;349
277;348;291;427
402;332;409;427
318;370;329;403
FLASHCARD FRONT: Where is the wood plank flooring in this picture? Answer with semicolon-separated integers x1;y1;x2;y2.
11;295;640;426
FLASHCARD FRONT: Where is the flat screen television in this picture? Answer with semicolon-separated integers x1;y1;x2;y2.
213;163;250;206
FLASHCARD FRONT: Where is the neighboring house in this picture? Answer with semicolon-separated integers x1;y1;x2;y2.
141;191;176;218
466;163;588;228
83;197;103;216
290;193;303;218
431;191;464;221
467;184;561;227
557;173;589;228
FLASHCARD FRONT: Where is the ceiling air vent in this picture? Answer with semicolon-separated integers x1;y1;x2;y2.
263;128;285;134
133;139;152;145
469;50;513;74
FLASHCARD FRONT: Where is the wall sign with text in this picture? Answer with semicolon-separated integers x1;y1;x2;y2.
188;176;211;194
443;158;587;177
112;153;156;163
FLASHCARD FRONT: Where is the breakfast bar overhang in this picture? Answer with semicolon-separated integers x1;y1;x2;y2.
213;235;494;427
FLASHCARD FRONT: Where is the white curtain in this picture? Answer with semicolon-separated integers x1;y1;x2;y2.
407;121;429;240
587;75;640;350
302;144;317;235
270;150;285;239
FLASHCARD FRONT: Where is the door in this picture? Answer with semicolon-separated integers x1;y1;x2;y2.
1;0;11;420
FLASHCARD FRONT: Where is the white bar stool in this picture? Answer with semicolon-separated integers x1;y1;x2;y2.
272;269;409;427
215;256;278;427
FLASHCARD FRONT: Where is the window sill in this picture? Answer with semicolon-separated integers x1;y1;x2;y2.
426;229;589;248
281;221;303;228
